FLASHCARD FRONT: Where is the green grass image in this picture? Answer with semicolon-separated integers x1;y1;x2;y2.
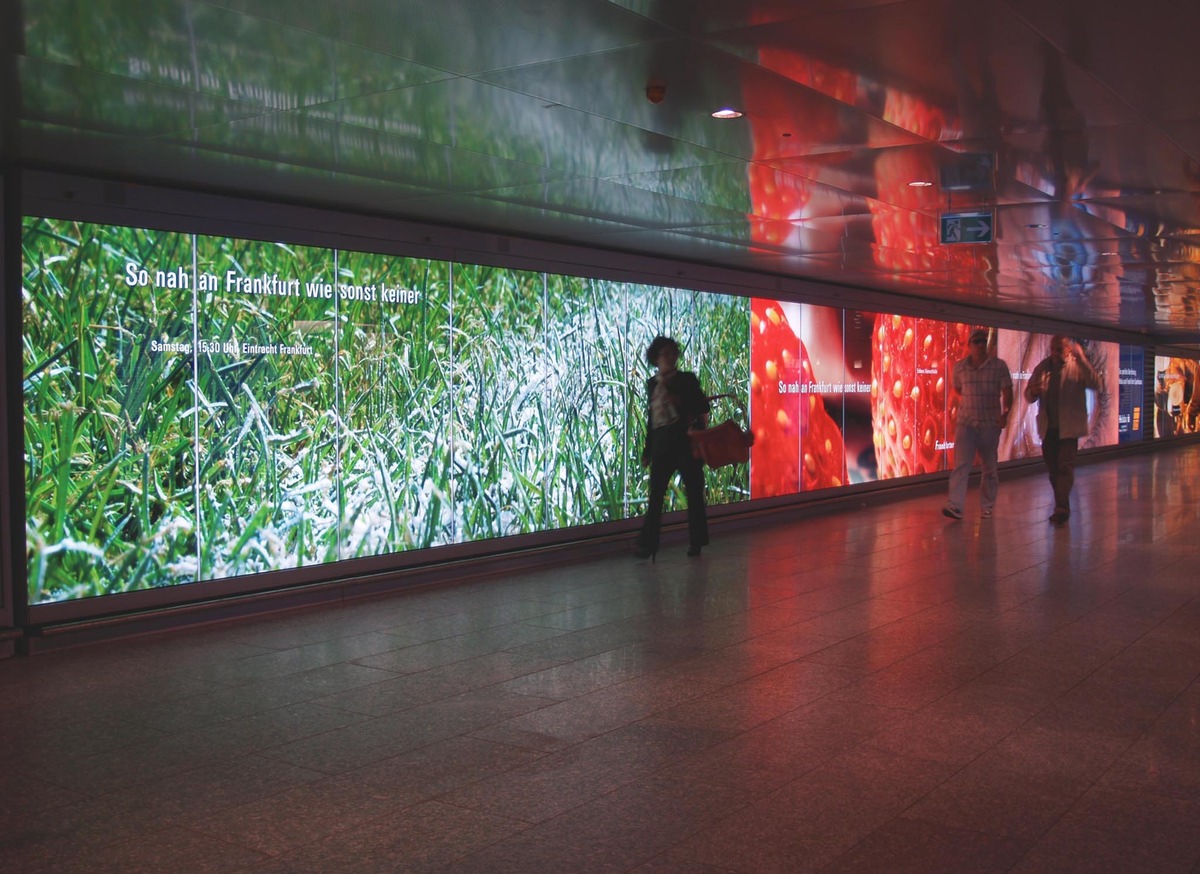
335;250;454;555
23;217;752;604
24;218;197;601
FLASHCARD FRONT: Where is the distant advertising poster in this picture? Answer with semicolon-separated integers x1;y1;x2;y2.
996;333;1121;456
749;306;1127;491
23;217;751;604
1153;354;1200;438
1118;346;1145;442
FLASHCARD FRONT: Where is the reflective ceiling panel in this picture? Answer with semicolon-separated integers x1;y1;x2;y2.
7;0;1200;345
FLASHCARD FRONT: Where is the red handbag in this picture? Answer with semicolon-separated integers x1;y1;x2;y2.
690;395;754;468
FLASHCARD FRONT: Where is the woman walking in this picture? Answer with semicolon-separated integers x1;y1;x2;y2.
635;336;710;559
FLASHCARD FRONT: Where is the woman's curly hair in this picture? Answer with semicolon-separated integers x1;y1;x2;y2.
645;335;680;366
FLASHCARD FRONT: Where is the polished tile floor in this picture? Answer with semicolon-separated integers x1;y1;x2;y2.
3;446;1200;873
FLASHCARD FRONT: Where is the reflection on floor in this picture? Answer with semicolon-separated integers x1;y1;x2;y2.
3;446;1200;873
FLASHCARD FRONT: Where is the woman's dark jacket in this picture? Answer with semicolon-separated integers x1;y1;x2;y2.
641;370;709;463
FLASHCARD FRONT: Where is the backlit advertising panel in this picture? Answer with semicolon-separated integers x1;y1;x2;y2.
1118;346;1144;443
22;217;752;603
24;216;1133;606
1154;355;1200;438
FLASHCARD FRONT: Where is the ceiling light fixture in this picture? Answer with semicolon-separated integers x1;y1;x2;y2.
711;108;743;119
908;181;933;188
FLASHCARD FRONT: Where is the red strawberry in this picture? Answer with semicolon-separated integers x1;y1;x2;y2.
870;314;977;479
750;300;801;497
797;339;847;491
750;299;846;495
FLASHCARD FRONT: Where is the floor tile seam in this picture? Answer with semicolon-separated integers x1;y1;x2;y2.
15;720;230;784
183;794;480;860
663;638;856;691
355;619;576;662
250;727;503;793
1035;605;1200;697
552;672;729;722
513;656;708;698
489;764;766;847
341;734;559;793
1018;598;1162;660
640;850;743;874
1089;672;1200;755
490;712;738;783
849;654;1048;737
972;645;1173;746
441;653;580;691
5;747;260;809
213;697;394;743
819;621;1011;683
357;619;566;648
917;688;1060;755
34;760;275;823
925;620;1061;663
247;707;469;773
1004;779;1200;865
904;816;1048;873
1049;729;1160;812
806;602;996;650
390;796;545;837
525;582;679;611
62;820;277;866
31;705;187;749
137;755;334;828
401;806;544;870
184;661;400;689
1092;764;1200;805
521;610;657;634
779;592;887;622
428;771;637;828
489;681;612;705
363;644;580;683
749;743;968;830
816;813;1037;873
672;693;918;760
989;556;1057;583
851;740;1061;850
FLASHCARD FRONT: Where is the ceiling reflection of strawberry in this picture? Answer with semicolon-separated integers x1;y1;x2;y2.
867;87;987;479
745;44;857;248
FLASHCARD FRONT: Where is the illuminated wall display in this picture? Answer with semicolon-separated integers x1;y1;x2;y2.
21;217;749;604
749;302;1129;495
21;217;1154;607
1154;355;1200;438
1118;347;1145;443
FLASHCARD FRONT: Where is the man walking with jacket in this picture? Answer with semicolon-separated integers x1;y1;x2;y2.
1024;335;1103;525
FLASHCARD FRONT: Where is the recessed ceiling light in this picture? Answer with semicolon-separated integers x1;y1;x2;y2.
908;181;933;188
711;108;743;119
1027;223;1047;229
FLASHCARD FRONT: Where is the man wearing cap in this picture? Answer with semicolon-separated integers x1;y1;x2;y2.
943;328;1014;520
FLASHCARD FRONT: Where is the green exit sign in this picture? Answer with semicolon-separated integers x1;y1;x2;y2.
940;211;994;244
